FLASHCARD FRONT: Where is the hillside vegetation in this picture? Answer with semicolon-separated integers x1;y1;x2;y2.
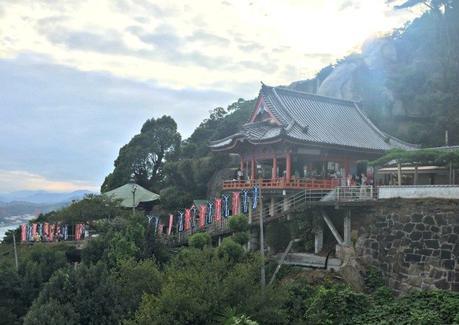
1;3;458;324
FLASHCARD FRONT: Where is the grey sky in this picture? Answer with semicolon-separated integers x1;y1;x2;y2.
0;0;421;192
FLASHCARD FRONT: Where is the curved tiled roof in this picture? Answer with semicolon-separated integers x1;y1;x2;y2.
210;84;417;152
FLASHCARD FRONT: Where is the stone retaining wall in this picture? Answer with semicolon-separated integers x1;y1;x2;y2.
354;199;459;292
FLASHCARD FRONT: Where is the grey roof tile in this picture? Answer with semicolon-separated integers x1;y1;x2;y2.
210;84;417;151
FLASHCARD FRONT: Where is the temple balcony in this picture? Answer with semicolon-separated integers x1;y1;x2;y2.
222;177;341;191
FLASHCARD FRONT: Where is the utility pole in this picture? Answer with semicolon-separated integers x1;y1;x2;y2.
258;181;265;291
132;184;137;217
12;232;18;271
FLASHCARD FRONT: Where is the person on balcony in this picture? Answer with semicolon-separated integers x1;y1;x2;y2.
237;168;243;181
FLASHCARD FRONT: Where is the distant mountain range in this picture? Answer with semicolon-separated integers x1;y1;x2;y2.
0;190;92;204
0;190;94;221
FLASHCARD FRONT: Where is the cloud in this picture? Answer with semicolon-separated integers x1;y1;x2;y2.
46;29;131;54
339;0;361;11
0;55;239;189
0;170;99;193
186;30;229;46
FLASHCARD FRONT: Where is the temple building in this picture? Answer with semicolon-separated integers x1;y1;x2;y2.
210;83;416;193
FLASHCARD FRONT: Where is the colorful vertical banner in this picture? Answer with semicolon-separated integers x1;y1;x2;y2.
199;204;206;229
184;208;191;231
27;224;32;241
178;212;184;232
252;186;259;209
168;214;174;235
21;224;26;242
191;205;198;229
232;192;240;215
49;224;55;241
241;189;249;213
206;201;214;225
32;223;37;238
154;217;159;235
43;223;49;240
215;198;222;222
75;224;81;240
222;194;230;218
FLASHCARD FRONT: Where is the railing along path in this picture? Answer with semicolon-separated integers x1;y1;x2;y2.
163;186;377;246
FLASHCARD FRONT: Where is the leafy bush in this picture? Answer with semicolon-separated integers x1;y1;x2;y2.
304;284;370;324
218;238;244;261
229;214;249;233
188;232;211;249
364;266;385;292
232;231;249;245
353;290;459;325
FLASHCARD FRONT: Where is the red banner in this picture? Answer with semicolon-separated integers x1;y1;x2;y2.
199;204;207;229
21;224;26;242
232;192;240;215
49;224;55;241
44;223;49;239
75;224;80;241
184;208;191;231
168;214;174;235
215;198;222;222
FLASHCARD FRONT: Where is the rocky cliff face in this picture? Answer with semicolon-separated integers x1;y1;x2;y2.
290;37;404;118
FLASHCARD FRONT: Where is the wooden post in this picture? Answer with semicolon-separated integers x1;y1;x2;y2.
414;165;418;185
272;155;277;179
314;227;323;254
258;181;266;291
286;152;292;182
449;160;453;185
240;157;244;172
13;232;18;271
397;162;402;186
251;159;256;180
344;210;351;245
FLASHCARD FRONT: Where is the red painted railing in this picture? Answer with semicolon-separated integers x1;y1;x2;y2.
222;178;341;190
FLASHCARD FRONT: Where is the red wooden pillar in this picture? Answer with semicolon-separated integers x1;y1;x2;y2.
251;159;256;180
272;155;277;179
286;152;292;182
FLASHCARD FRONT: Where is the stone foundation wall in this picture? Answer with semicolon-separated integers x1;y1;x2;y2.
354;199;459;293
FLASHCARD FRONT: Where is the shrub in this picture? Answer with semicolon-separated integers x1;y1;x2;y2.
188;232;211;249
304;284;370;324
218;238;244;261
229;214;249;233
232;232;249;245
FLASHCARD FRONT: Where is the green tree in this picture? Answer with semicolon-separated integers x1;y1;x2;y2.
101;115;181;192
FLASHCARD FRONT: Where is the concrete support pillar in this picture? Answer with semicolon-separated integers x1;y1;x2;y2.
314;227;323;254
218;236;222;246
240;157;244;172
283;196;289;212
344;210;351;245
269;197;275;216
249;227;259;251
272;156;278;179
286;152;292;182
